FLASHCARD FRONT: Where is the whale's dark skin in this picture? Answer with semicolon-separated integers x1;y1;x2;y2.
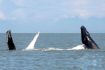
81;26;100;49
6;30;16;50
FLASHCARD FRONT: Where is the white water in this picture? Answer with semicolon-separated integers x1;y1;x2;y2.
71;44;85;50
24;32;40;50
23;44;85;51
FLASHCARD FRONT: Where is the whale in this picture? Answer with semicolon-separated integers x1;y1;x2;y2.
6;30;16;50
81;26;100;49
25;32;40;50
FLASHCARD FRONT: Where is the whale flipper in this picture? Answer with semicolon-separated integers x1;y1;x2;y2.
81;26;99;49
6;30;16;50
25;32;40;50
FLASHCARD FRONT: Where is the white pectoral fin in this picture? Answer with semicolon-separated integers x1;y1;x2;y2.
25;32;40;50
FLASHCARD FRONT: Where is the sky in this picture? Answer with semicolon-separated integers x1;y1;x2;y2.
0;0;105;33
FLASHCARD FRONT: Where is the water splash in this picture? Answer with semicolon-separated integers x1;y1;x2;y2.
71;44;85;50
23;44;85;51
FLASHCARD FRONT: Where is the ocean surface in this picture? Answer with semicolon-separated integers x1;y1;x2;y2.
0;33;105;70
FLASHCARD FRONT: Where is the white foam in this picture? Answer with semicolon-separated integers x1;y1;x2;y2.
23;44;85;51
22;48;39;51
43;48;64;51
23;42;85;51
71;44;85;50
24;32;40;50
22;48;68;51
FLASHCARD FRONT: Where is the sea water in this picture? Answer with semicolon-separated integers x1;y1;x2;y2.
0;33;105;70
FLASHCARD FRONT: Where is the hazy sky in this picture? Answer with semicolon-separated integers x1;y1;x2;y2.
0;0;105;33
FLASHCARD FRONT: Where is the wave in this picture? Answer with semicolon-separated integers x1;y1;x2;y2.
22;44;85;51
22;48;71;51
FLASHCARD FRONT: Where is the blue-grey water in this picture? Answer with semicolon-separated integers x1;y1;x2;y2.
0;33;105;70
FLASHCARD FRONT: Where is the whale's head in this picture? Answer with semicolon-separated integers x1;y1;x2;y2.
6;30;16;50
81;26;90;44
6;30;12;40
80;26;99;49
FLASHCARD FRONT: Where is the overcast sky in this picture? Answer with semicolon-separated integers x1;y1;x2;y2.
0;0;105;33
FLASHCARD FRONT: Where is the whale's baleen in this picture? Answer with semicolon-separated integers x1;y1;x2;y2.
6;30;16;50
81;26;100;49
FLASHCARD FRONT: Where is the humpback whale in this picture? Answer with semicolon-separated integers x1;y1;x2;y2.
81;26;99;49
25;32;40;50
6;30;16;50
